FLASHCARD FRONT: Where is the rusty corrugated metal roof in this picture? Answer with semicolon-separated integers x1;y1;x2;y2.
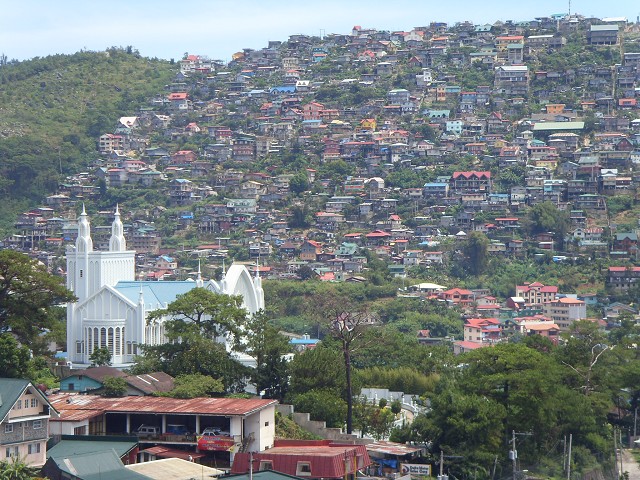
48;393;277;419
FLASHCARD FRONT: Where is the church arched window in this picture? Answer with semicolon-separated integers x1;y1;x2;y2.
108;328;114;354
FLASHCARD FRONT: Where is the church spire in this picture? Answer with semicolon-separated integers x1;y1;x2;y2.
196;260;204;287
109;204;126;251
76;203;93;253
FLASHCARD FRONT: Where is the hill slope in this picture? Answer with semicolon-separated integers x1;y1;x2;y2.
0;48;175;232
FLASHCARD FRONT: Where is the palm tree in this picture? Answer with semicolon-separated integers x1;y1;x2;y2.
0;457;41;480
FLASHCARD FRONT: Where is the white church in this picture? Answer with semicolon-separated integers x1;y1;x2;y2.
66;206;265;368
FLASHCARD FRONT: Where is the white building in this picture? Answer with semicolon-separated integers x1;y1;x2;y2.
66;206;265;368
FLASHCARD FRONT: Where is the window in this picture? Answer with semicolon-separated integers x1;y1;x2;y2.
33;420;43;429
296;462;312;476
68;383;75;391
4;424;13;433
5;446;18;458
264;421;269;427
259;461;273;471
31;398;38;408
14;400;22;410
74;426;87;435
28;443;41;455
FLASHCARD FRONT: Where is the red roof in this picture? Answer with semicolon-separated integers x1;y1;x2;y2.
231;440;371;479
141;446;206;460
609;267;640;272
443;288;473;295
365;230;391;238
168;92;188;100
454;340;486;350
49;394;277;418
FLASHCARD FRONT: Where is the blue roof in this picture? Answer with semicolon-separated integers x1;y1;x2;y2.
424;182;448;187
290;338;320;345
114;281;197;309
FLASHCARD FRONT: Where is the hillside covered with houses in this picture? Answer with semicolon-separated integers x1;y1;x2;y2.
3;14;640;345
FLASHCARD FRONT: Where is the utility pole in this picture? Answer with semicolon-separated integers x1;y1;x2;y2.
511;430;517;480
614;427;619;480
566;434;572;480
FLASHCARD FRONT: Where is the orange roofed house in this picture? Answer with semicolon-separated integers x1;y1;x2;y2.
439;288;474;307
463;317;502;344
543;297;586;331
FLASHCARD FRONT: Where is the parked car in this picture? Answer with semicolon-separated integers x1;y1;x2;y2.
136;425;160;436
197;428;234;451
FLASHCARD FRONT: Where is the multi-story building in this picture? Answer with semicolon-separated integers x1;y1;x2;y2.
0;378;58;466
98;134;124;154
494;65;529;95
588;25;619;45
543;298;587;331
516;282;558;305
608;266;640;291
449;171;492;194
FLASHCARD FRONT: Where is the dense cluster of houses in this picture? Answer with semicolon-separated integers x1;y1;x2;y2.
4;16;640;340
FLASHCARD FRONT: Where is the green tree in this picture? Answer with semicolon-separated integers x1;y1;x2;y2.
148;288;246;347
462;231;489;276
245;312;291;401
288;205;312;229
0;456;41;480
135;335;249;393
293;389;347;429
164;373;224;398
288;346;347;398
102;376;127;397
289;173;310;195
89;347;112;366
0;250;75;351
0;334;31;379
522;201;569;242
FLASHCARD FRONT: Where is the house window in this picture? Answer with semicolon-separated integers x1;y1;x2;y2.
76;341;83;354
33;420;43;429
74;426;87;435
13;400;21;410
28;443;41;455
259;461;273;471
5;446;18;458
264;421;269;427
296;462;312;476
68;383;75;391
4;424;13;433
31;398;38;408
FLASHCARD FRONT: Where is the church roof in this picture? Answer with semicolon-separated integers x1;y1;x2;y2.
114;281;197;309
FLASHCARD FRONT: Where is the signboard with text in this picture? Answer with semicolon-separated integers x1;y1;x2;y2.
400;463;432;476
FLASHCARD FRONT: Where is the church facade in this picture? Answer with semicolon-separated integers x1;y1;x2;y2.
66;206;264;368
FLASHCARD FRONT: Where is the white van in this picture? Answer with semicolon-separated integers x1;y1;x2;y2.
136;425;160;436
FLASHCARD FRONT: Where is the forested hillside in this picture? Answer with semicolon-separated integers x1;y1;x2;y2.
0;48;174;232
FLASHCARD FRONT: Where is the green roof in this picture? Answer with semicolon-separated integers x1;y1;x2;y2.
47;436;138;460
48;450;150;480
0;378;31;422
532;121;585;131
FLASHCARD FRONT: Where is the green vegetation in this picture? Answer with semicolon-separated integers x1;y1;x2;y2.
0;48;174;234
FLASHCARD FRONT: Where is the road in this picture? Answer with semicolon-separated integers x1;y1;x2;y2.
621;449;640;480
